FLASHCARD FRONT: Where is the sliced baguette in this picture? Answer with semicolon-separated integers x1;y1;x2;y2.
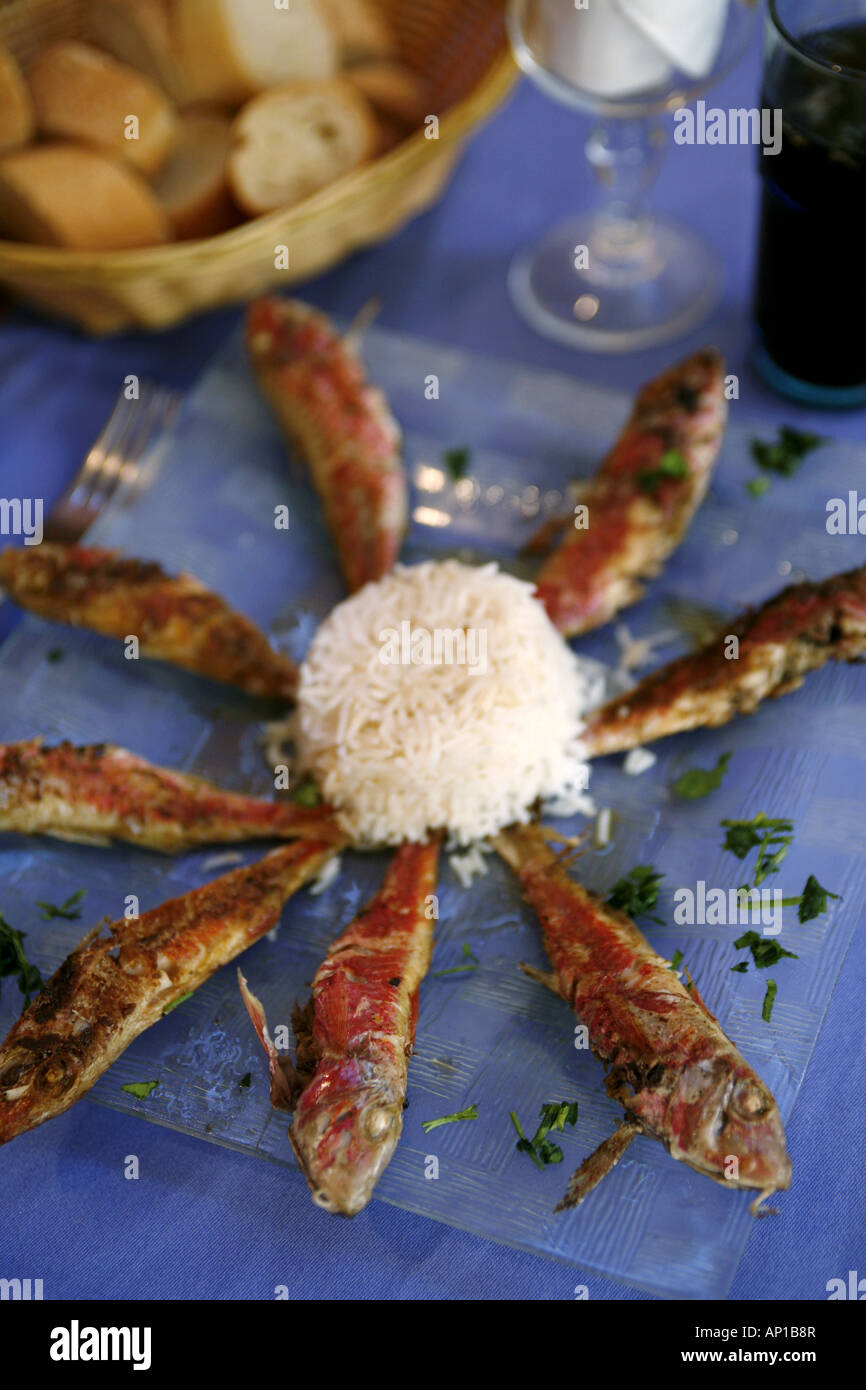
85;0;192;105
152;109;236;240
0;42;34;154
27;41;177;176
0;142;171;249
321;0;397;64
227;79;377;217
346;61;428;129
173;0;337;104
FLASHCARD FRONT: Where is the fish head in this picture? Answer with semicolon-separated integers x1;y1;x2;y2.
663;1055;792;1195
0;1037;82;1143
289;1057;404;1218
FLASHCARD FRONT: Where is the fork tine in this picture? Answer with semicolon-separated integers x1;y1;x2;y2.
67;394;139;511
109;386;182;512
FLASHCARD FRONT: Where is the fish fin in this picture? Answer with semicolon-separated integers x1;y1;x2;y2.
683;967;720;1025
237;968;297;1112
555;1118;641;1212
519;962;563;997
749;1188;780;1218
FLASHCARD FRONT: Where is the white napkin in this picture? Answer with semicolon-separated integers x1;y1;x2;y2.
616;0;730;79
539;0;672;98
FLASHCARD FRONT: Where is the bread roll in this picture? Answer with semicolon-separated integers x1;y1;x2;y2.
346;61;428;129
227;79;376;217
174;0;337;104
152;109;236;239
85;0;192;104
321;0;396;64
0;142;171;249
0;42;34;154
27;41;177;176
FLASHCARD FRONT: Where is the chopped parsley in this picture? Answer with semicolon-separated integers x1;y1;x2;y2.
750;426;824;479
796;874;840;924
637;450;689;494
46;648;64;663
606;865;665;925
670;949;684;972
511;1101;578;1169
421;1103;478;1134
121;1080;159;1100
291;780;321;807
732;930;798;971
239;1072;252;1090
746;476;770;498
36;888;86;921
0;915;43;1005
673;752;732;800
761;980;778;1023
432;942;480;977
161;991;194;1015
443;447;471;481
720;814;794;884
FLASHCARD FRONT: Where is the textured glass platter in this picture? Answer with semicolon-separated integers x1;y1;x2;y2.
0;325;863;1300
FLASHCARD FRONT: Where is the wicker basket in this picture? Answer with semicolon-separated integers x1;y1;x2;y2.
0;0;515;333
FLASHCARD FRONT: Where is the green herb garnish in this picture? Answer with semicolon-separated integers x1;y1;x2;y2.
761;980;778;1022
673;752;732;800
443;447;471;481
121;1080;159;1100
732;930;798;971
606;865;665;925
720;814;794;884
637;450;688;494
746;477;770;498
730;961;749;973
0;915;43;1005
511;1101;578;1169
421;1103;478;1133
433;942;480;977
291;780;321;807
46;648;64;663
36;888;86;921
750;426;824;480
161;991;194;1015
239;1072;252;1090
795;874;840;924
670;949;684;972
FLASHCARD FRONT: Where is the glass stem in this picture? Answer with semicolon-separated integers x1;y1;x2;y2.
582;117;666;287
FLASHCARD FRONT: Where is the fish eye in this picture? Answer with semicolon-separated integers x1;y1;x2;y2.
363;1104;395;1142
36;1054;76;1094
731;1080;770;1121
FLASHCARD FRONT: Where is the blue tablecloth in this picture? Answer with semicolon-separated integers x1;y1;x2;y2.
1;34;863;1300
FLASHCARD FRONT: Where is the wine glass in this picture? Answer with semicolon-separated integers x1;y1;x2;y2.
506;0;759;352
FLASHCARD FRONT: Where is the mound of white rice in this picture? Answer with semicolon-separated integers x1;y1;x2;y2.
296;560;596;846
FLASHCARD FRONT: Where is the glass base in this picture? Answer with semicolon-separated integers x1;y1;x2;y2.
754;345;866;410
508;212;721;353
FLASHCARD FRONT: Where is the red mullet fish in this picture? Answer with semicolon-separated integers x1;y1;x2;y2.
240;839;439;1215
495;824;791;1211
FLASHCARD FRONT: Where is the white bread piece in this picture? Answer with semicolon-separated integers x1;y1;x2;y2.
0;43;34;155
152;109;236;239
0;142;171;249
227;78;376;217
85;0;192;105
27;41;177;176
346;61;428;128
173;0;337;104
321;0;396;64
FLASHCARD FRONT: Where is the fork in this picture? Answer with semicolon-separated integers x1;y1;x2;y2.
42;382;183;545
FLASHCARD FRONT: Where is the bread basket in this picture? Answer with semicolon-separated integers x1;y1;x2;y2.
0;0;516;333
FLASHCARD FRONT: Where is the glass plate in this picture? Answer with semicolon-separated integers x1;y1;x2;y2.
1;325;863;1299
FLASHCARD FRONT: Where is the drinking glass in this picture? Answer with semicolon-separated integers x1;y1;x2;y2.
506;0;758;352
753;0;866;406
